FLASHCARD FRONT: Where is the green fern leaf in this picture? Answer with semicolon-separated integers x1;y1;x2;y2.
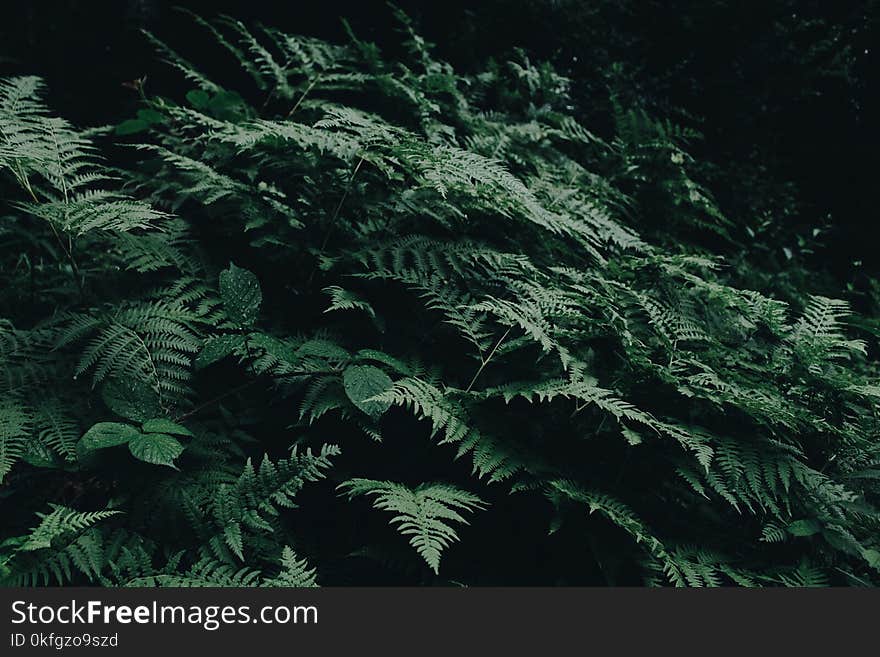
339;478;486;574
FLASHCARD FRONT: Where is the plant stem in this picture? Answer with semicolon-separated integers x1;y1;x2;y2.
175;368;341;422
308;155;365;285
20;171;84;300
287;75;320;118
465;327;511;392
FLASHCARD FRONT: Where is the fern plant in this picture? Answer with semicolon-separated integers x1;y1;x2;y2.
0;9;878;587
339;479;486;574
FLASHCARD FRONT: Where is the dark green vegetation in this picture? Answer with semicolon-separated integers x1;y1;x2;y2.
1;7;878;586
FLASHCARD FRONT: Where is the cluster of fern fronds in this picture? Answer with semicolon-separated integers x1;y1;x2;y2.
1;10;878;587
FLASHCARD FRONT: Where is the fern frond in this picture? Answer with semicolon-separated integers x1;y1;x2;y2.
339;478;486;573
0;399;30;482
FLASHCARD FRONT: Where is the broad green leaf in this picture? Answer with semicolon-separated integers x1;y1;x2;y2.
356;349;413;375
186;89;210;109
248;333;299;364
863;549;880;572
788;519;821;537
296;339;349;362
115;119;148;135
219;263;262;328
102;378;161;423
194;334;245;370
343;365;393;418
79;422;140;452
208;90;248;120
128;433;184;467
141;419;193;437
137;108;165;124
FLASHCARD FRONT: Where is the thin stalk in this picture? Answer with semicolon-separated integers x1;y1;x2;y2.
465;327;511;392
287;75;320;118
175;368;341;422
20;171;84;299
307;155;365;285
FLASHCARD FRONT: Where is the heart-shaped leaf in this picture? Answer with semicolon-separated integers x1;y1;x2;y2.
219;263;261;328
79;422;140;452
115;119;149;135
788;519;821;537
862;548;880;572
128;433;184;468
195;334;245;370
248;333;299;364
343;365;393;418
186;89;209;109
141;418;193;437
102;377;160;423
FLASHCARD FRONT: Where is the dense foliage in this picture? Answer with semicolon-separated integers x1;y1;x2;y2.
1;11;878;586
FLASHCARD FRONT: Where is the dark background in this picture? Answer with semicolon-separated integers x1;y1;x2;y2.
1;0;876;279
